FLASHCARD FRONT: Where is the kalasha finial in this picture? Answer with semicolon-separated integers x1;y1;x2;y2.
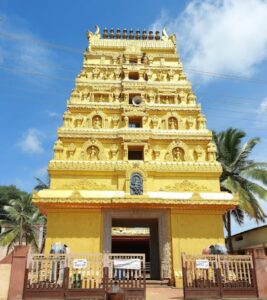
110;28;114;39
136;29;141;40
116;28;121;39
103;27;108;38
142;30;147;40
129;29;134;39
122;29;128;39
148;30;154;40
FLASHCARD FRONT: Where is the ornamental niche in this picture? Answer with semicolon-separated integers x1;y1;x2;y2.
87;146;99;160
130;173;143;195
172;147;184;161
92;115;103;129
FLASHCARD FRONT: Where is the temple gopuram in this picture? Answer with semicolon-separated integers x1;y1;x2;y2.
33;26;237;287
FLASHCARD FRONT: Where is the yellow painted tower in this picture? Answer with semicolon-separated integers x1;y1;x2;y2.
34;26;237;286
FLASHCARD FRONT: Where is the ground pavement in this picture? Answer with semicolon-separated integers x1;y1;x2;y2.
146;287;184;300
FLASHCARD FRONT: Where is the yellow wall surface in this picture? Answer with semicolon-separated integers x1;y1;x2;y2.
0;264;11;300
171;210;224;287
45;209;102;253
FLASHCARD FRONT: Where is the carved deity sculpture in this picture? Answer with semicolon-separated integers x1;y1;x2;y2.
197;114;206;130
151;116;159;129
188;93;196;105
112;116;120;128
87;146;99;160
194;146;205;162
92;68;100;79
67;143;76;159
179;72;187;81
63;111;72;128
54;140;64;160
168;69;175;81
93;116;102;129
78;70;87;79
186;116;195;129
172;147;184;161
74;115;83;128
207;142;217;162
71;89;82;101
179;91;187;104
153;146;161;160
110;144;119;160
113;88;120;102
130;173;143;195
169;117;178;130
148;91;155;103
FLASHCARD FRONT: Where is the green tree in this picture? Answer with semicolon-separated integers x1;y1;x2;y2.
0;185;27;229
213;128;267;253
0;193;45;254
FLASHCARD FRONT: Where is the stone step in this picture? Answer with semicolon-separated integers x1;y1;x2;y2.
146;279;170;288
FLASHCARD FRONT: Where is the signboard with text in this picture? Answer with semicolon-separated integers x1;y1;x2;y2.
73;258;88;269
196;259;209;269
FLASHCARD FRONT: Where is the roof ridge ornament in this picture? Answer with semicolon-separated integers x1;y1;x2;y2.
87;24;101;41
162;27;176;46
162;27;169;41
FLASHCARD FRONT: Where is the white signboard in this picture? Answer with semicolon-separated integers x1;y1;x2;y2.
113;259;141;270
73;258;88;269
196;259;209;269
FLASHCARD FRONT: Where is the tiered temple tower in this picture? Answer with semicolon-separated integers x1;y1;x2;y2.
34;26;237;286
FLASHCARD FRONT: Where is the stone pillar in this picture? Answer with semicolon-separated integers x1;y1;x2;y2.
251;248;267;298
8;246;29;300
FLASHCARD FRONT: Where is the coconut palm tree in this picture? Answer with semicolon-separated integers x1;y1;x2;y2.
213;128;267;253
33;176;49;192
0;185;27;232
0;193;45;254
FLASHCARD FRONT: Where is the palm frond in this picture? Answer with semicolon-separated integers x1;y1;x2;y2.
0;228;19;246
242;168;267;186
231;206;244;225
33;177;49;192
233;138;260;170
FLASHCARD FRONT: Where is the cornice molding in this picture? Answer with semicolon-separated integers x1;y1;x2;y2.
48;160;222;173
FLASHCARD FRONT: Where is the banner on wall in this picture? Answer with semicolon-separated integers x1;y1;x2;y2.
113;259;141;270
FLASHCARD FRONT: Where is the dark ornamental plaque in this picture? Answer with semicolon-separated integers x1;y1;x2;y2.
130;173;143;195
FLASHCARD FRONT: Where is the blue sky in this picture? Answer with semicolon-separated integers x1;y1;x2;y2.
0;0;267;234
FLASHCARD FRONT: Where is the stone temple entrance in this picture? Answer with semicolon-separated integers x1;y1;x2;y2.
112;219;160;279
103;209;171;280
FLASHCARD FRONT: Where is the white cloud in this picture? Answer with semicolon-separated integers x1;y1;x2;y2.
18;128;44;154
255;97;267;128
151;0;267;78
47;111;60;118
0;14;57;82
258;98;267;114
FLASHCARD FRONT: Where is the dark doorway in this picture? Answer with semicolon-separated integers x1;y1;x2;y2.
112;219;160;280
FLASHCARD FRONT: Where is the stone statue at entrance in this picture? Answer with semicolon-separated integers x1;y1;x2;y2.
130;173;143;195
